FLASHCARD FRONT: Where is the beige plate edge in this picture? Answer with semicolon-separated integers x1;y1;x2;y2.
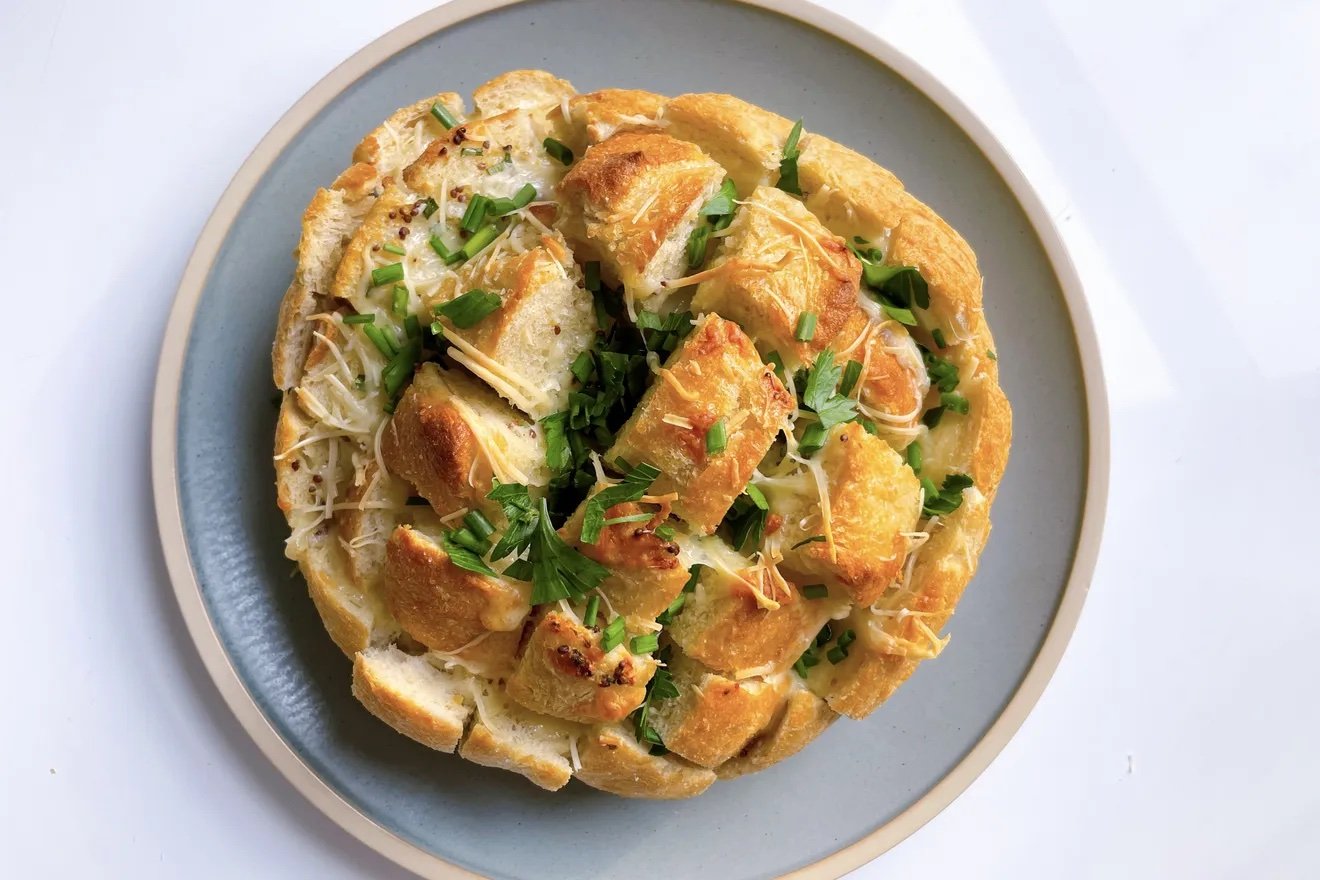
149;1;1110;877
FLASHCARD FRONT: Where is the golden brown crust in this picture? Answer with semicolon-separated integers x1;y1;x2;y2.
381;526;530;673
472;70;575;116
648;656;789;768
566;89;668;149
560;498;688;628
667;565;838;677
575;726;716;798
558;131;725;304
716;688;837;779
691;185;863;368
607;314;794;534
352;91;464;174
506;611;655;724
661;93;788;193
778;423;922;606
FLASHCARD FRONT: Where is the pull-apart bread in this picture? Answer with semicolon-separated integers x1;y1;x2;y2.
273;71;1010;798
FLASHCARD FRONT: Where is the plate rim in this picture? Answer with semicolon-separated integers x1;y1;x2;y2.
150;1;1109;877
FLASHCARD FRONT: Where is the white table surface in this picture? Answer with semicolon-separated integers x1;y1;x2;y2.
2;0;1316;876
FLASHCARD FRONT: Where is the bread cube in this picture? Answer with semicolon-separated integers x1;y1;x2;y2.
691;186;863;370
427;234;595;419
381;525;529;676
606;314;793;534
767;422;922;606
381;364;548;518
647;652;789;768
667;535;842;677
558;131;725;312
506;610;657;724
559;494;688;628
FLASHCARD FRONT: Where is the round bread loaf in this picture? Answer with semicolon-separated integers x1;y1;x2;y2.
272;70;1011;798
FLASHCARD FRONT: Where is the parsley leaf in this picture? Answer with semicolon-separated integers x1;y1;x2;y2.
581;462;662;544
922;347;960;393
922;473;974;517
438;531;497;577
722;484;769;553
630;648;679;754
802;348;858;431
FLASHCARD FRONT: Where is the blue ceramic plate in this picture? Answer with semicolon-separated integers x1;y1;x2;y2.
152;1;1107;877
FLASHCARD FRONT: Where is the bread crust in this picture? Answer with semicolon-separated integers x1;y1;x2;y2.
275;71;1010;794
575;726;716;798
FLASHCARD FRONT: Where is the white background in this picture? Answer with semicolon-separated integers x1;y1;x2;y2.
1;0;1316;877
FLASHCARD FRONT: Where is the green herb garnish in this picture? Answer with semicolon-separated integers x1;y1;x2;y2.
581;462;662;544
795;311;817;342
430;102;459;129
922;473;974;518
543;137;574;165
705;419;728;455
801;583;829;600
777;119;804;195
723;484;769;553
343;313;375;325
370;262;404;287
434;288;502;329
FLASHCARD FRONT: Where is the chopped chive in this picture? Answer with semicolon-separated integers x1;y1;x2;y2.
601;616;626;651
435;288;502;328
460;146;483;156
857;416;878;435
370;262;404;287
583;594;601;628
795;311;817;342
429;234;453;259
449;527;490;555
777;119;804;195
463;509;496;540
485;157;508;175
705;419;728;455
801;583;829;600
343;313;375;325
460;195;489;233
826;645;848;664
791;535;826;550
940;392;970;415
682;564;703;593
799;421;828;457
460;223;500;258
656;592;686;625
655;523;677;540
543;137;574;165
837;629;857;648
630;633;660;655
601;512;653;526
905;441;923;474
404;314;421;339
392;284;409;317
420;197;439;218
383;398;396;414
931;328;947;349
584;261;601;292
361;323;397;357
570;350;595;384
987;349;998;361
922;406;945;429
815;624;834;647
839;360;863;397
685;224;710;268
382;242;406;256
430;102;459;129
